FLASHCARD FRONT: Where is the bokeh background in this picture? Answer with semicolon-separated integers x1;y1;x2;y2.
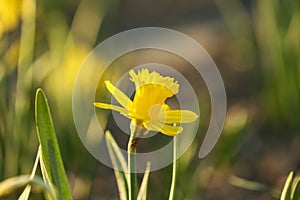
1;0;300;199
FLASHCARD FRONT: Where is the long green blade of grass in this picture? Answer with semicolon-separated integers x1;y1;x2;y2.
292;177;300;200
230;176;269;192
0;175;55;199
281;172;294;200
137;162;151;200
39;152;57;200
105;130;129;200
35;88;72;200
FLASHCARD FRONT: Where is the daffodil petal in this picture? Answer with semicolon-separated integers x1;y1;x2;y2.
164;110;199;124
161;124;183;136
144;121;183;136
94;102;129;116
155;108;199;124
104;81;133;108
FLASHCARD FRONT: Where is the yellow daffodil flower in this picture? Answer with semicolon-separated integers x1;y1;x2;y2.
95;69;199;136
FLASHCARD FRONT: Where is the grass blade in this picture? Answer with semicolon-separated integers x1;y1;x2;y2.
281;172;294;200
18;186;32;200
137;162;151;200
292;177;300;200
105;130;129;200
35;88;72;199
230;176;269;192
0;175;55;199
39;148;58;200
18;146;42;200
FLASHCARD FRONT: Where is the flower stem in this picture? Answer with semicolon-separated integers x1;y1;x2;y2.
127;121;147;200
168;136;177;200
127;135;139;200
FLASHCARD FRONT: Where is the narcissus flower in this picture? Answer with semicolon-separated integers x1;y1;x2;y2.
95;69;198;136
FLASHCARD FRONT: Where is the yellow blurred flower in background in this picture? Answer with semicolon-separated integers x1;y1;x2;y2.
0;0;22;37
95;69;199;136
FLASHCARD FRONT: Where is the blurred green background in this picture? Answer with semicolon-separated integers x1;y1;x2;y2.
0;0;300;199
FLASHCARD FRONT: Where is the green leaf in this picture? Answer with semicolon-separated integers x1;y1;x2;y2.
292;177;300;200
105;130;129;200
35;88;72;200
0;175;55;199
137;162;151;200
281;172;294;200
